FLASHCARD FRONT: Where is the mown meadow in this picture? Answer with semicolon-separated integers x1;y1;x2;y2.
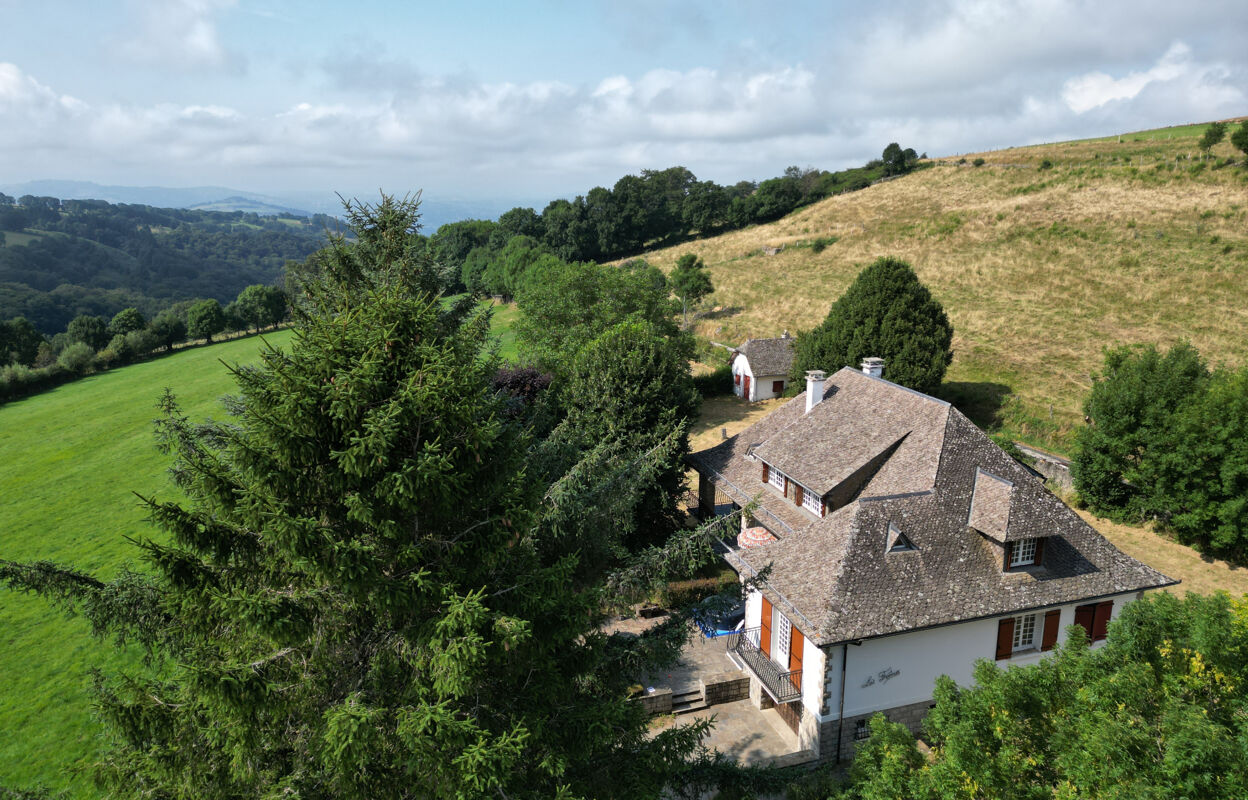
0;329;296;795
641;121;1248;451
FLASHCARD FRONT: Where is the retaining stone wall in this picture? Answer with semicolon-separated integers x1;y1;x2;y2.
818;698;934;762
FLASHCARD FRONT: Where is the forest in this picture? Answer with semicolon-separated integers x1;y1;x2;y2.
0;193;329;334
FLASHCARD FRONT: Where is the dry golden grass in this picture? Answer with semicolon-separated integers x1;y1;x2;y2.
1080;510;1248;598
640;128;1248;451
688;394;784;453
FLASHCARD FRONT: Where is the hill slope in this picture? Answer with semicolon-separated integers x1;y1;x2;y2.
0;330;295;796
642;124;1248;450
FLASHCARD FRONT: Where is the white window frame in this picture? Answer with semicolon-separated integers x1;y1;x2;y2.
768;466;786;492
1010;538;1037;567
801;485;822;515
1012;613;1037;652
774;613;792;666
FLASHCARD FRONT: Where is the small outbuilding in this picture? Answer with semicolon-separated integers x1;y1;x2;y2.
731;333;796;402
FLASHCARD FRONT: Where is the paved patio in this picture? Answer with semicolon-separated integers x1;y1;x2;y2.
618;615;809;766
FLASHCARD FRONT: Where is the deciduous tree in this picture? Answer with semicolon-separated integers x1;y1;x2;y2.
669;253;714;327
186;299;226;343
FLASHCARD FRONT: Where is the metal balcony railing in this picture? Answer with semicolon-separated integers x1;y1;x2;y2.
725;626;802;704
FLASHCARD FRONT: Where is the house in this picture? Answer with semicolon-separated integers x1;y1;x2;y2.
688;359;1175;763
731;334;795;401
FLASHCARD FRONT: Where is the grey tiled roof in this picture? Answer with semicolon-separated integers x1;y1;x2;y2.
690;367;1176;648
735;336;795;377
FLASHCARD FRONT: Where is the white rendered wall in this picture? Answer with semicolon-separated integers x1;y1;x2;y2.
819;592;1140;722
731;356;753;400
741;587;826;751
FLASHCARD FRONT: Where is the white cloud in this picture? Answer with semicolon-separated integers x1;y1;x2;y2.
119;0;238;70
1063;42;1193;113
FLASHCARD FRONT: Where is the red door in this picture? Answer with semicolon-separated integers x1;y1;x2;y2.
743;374;751;401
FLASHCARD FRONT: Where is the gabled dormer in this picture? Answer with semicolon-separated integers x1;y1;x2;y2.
761;460;827;517
968;467;1049;571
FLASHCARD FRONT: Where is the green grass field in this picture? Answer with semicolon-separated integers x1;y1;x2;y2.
0;330;295;795
0;301;520;794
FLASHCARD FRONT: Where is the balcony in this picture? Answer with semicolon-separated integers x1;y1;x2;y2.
725;626;802;704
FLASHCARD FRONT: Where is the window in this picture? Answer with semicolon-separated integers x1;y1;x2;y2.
1010;538;1037;568
768;466;786;492
772;380;784;394
854;719;870;740
1075;601;1113;642
734;372;740;386
775;613;792;665
1012;613;1037;652
801;485;822;515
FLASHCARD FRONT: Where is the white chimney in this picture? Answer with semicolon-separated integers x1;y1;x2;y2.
805;370;826;413
861;357;885;379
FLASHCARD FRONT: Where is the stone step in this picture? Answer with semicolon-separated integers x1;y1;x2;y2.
672;698;708;715
671;689;703;702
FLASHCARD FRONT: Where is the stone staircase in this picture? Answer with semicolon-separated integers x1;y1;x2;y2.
671;688;708;715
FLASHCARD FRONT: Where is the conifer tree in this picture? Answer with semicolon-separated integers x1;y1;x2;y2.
790;256;953;395
1;195;713;799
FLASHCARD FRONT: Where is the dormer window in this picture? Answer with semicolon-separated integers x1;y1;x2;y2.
801;487;823;515
768;465;786;492
886;521;917;552
1005;537;1045;570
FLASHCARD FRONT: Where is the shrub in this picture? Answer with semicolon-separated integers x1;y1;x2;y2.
125;329;161;357
57;341;96;375
1039;159;1054;170
973;158;985;167
810;235;837;254
662;575;735;609
692;363;733;398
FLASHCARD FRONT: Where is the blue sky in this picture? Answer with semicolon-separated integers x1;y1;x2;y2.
1;0;1245;209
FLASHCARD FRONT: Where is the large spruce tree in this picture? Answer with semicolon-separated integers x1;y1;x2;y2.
1;196;710;799
790;256;953;395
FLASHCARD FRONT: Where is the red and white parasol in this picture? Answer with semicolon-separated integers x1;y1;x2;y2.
736;526;776;549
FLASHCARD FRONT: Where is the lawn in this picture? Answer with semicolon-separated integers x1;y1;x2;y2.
0;300;521;794
0;329;295;795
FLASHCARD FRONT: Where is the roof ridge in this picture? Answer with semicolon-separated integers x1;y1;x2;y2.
835;366;951;407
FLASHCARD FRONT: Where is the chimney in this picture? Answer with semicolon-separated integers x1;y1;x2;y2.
861;357;885;379
805;370;826;413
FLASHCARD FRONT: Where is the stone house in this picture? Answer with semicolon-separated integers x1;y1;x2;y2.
688;359;1175;762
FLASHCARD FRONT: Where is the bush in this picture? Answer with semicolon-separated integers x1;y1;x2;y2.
662;575;735;609
973;158;985;167
0;362;71;403
125;328;161;357
1039;158;1054;170
810;235;838;254
57;341;96;375
692;363;733;398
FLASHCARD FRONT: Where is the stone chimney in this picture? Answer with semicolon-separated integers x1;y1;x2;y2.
805;370;826;413
861;357;885;379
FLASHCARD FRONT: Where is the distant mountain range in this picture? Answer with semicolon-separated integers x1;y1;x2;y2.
1;180;535;231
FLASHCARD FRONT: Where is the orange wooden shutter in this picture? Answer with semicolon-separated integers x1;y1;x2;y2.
1092;601;1113;641
1041;609;1061;651
995;618;1015;661
1003;541;1014;571
762;463;770;483
788;626;804;689
794;484;803;507
1033;537;1046;566
1074;604;1095;638
760;596;773;657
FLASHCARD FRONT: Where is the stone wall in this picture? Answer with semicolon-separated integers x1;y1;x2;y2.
637;687;672;715
703;671;750;706
818;698;933;763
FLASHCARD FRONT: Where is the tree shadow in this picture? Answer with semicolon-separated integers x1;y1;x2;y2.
938;381;1014;431
698;305;744;322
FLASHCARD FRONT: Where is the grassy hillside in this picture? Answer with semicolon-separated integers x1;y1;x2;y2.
0;303;519;795
643;123;1248;451
0;329;295;795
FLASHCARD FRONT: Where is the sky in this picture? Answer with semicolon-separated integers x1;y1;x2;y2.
1;0;1246;210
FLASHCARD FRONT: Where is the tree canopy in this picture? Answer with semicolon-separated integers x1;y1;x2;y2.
790;256;953;395
186;298;226;343
1073;342;1248;560
0;196;723;799
669;253;714;327
832;592;1248;800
